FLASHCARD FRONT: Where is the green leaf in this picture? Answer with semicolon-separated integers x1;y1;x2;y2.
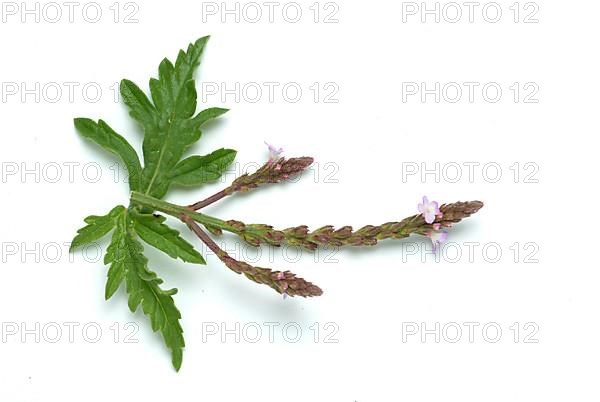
169;148;236;186
120;79;157;130
140;37;209;198
191;107;230;127
131;211;206;264
103;209;129;300
74;118;142;191
105;209;185;370
70;206;125;252
117;36;232;199
74;37;233;372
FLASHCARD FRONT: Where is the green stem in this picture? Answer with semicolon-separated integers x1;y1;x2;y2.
130;191;239;233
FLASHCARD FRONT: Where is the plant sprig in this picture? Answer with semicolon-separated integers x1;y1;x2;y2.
71;36;484;371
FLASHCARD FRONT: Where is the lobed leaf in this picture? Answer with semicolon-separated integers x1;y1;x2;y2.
104;209;185;370
74;118;143;191
70;205;125;252
169;148;237;187
120;79;157;130
73;37;235;371
139;37;209;197
104;208;129;300
191;107;229;127
118;36;233;198
131;211;206;264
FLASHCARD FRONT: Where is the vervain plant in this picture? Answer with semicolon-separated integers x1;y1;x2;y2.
71;36;484;371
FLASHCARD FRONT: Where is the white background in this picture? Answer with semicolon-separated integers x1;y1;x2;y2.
1;0;598;400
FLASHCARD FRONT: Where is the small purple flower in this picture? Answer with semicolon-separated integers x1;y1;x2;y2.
427;230;448;251
418;196;442;224
265;141;283;163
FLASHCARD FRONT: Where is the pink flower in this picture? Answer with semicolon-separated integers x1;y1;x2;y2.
427;230;448;251
418;196;442;224
265;141;283;163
